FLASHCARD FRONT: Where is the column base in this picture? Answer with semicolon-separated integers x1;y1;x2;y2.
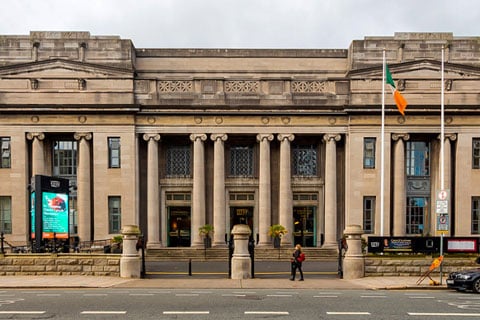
146;242;162;249
322;242;339;250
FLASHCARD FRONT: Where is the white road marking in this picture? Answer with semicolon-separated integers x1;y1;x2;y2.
233;291;256;294
81;311;127;314
245;311;289;315
175;293;199;297
222;294;246;297
408;296;435;299
314;295;338;298
327;312;371;315
0;311;46;314
36;294;61;297
129;293;154;296
83;294;108;296
163;311;209;314
267;294;292;297
361;295;387;298
408;312;480;317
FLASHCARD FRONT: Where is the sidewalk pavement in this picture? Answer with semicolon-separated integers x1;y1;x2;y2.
0;275;449;290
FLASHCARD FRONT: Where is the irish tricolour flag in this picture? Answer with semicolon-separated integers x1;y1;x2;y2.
385;65;408;115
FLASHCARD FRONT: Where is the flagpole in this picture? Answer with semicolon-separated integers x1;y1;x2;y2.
381;49;385;237
440;47;445;191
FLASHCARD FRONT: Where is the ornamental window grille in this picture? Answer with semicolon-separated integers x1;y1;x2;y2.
53;140;77;177
166;145;191;177
0;137;10;168
292;145;317;176
230;146;254;177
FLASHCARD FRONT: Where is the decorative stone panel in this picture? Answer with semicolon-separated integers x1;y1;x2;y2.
291;80;326;93
225;80;259;93
158;80;193;93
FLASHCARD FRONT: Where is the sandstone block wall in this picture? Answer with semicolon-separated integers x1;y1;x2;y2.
365;256;479;277
0;254;120;276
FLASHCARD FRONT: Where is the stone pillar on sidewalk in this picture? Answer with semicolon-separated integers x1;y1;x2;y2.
231;224;252;279
120;225;141;278
342;225;365;279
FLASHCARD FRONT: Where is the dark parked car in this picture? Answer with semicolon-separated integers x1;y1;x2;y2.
447;266;480;293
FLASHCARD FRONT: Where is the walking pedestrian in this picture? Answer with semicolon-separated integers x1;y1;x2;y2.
290;244;305;281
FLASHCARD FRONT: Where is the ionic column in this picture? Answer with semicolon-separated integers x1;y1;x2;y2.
256;134;274;247
392;133;409;236
26;132;45;176
211;133;228;247
74;132;92;242
323;134;341;248
143;134;161;248
277;134;294;246
439;133;456;236
190;134;207;247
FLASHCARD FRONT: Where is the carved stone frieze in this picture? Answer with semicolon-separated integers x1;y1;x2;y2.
291;80;326;93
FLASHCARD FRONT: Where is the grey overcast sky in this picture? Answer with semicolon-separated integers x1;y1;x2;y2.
0;0;478;49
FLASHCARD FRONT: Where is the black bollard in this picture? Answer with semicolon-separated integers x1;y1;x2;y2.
188;259;192;276
0;232;4;254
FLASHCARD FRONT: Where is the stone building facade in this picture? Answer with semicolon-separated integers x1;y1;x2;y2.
0;31;479;249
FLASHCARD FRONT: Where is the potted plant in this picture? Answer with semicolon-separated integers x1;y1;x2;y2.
268;224;287;248
199;224;214;248
110;235;123;253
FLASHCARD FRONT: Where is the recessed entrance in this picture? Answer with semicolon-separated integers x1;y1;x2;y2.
293;206;316;247
230;207;253;231
167;206;191;247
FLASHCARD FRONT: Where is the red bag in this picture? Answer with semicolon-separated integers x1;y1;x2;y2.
297;252;305;262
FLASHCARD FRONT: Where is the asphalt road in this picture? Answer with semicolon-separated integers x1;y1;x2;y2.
0;288;478;319
145;260;339;278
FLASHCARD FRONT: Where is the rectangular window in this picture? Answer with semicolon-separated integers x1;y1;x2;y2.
292;145;318;176
0;137;11;168
108;196;121;234
363;196;375;234
472;197;480;234
166;145;191;177
406;142;430;176
0;196;12;234
406;196;427;235
363;138;376;169
53;140;77;177
230;146;254;177
108;137;121;168
473;139;480;169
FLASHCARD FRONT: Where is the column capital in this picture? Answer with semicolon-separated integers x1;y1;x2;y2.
437;133;457;141
392;133;410;141
277;133;295;142
256;134;274;142
190;133;207;142
210;133;228;142
143;133;161;142
26;132;45;141
323;134;341;143
74;132;92;141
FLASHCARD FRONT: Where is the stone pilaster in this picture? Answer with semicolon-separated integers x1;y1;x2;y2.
277;134;294;246
190;134;207;247
256;134;274;247
26;132;45;176
211;133;228;247
143;134;161;248
392;133;409;236
74;132;92;242
323;134;341;248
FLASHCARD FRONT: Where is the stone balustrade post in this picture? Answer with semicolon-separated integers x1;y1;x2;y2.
342;225;365;279
120;225;141;278
231;224;252;279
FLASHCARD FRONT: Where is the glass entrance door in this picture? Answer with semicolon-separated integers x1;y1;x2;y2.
230;207;253;231
167;207;191;247
293;206;316;247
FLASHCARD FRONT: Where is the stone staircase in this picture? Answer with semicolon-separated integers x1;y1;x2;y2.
145;247;338;262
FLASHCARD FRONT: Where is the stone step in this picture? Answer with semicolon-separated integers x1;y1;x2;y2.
146;247;338;261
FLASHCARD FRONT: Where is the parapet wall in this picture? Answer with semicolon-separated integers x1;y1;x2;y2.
365;256;478;277
0;254;120;276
